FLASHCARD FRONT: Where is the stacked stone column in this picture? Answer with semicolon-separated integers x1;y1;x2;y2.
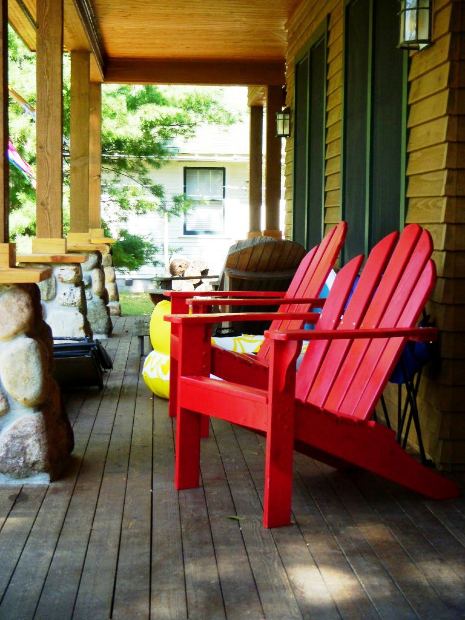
102;250;121;317
79;251;112;338
36;262;92;339
0;284;74;480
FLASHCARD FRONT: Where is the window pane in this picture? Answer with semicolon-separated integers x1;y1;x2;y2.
184;168;225;234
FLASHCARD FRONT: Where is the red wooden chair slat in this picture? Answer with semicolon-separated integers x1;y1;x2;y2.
294;255;363;401
345;262;435;419
298;231;399;403
322;227;431;414
258;222;346;361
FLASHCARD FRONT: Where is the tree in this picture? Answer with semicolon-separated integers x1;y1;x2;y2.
7;27;239;270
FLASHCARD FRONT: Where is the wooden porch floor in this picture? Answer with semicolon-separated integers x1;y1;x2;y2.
0;316;464;619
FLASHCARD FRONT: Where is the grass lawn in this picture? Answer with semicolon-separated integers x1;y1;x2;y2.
119;292;154;316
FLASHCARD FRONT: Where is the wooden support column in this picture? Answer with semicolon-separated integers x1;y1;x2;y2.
248;105;263;238
70;51;90;235
89;82;102;233
35;0;65;253
264;85;283;239
0;0;8;246
0;0;51;281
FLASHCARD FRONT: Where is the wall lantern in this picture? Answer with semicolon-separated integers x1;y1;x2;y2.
276;107;291;138
399;0;432;50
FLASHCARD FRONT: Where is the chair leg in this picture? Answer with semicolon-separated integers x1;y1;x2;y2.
169;353;178;418
263;425;294;528
379;395;391;429
263;438;294;528
402;374;428;465
200;416;210;438
175;407;202;489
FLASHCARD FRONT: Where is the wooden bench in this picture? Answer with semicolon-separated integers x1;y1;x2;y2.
134;317;151;357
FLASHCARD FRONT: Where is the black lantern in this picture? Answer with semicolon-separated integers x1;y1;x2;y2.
276;107;291;138
399;0;432;50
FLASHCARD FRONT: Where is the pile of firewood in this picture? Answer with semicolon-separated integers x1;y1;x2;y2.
168;258;216;292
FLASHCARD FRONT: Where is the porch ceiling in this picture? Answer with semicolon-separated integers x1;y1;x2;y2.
8;0;300;85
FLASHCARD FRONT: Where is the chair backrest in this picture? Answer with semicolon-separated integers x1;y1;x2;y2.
258;221;347;362
297;225;435;420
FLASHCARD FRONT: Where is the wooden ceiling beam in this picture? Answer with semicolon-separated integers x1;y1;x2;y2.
8;0;36;50
248;86;266;106
8;0;105;81
68;0;105;80
105;58;285;86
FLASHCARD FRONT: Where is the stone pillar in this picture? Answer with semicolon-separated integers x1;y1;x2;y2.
264;85;283;239
102;250;121;316
0;284;73;480
248;105;263;238
81;251;112;337
36;262;92;339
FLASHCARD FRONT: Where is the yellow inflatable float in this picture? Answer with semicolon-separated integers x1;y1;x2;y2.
142;300;172;398
142;300;263;399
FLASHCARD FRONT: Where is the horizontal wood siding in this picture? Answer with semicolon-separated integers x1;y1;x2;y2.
285;0;342;239
286;0;465;468
404;0;465;468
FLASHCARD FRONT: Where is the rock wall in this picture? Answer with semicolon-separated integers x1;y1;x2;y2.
0;284;74;480
80;251;113;338
102;251;121;317
36;262;92;339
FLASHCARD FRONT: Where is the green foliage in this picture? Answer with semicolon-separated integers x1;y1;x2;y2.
8;28;36;228
119;292;154;316
100;83;238;223
7;27;240;258
111;229;161;272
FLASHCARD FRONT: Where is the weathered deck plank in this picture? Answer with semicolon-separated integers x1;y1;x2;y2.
324;465;455;619
33;329;134;619
202;422;264;620
0;317;461;619
112;347;153;619
214;421;303;620
72;335;139;619
151;402;187;620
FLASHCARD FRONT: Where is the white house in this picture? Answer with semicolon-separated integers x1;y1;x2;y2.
121;115;250;283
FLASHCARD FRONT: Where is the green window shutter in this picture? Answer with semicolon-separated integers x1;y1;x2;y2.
293;22;327;250
343;0;406;260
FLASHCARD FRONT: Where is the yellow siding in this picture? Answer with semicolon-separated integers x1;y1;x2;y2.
285;0;465;468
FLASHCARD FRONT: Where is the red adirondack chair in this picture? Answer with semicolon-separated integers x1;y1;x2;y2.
167;225;460;528
165;221;347;419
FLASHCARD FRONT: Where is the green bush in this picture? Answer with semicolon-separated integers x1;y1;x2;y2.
111;229;160;272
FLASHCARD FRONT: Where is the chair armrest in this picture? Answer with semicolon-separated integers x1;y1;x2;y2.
163;290;290;300
266;326;438;342
187;297;326;309
165;311;321;325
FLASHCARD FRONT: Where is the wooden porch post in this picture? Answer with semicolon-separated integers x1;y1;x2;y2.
263;85;283;239
69;51;91;237
248;105;263;238
89;82;102;234
0;0;8;247
33;0;66;254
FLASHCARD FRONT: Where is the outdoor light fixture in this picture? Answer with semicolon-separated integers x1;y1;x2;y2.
276;107;291;138
399;0;432;50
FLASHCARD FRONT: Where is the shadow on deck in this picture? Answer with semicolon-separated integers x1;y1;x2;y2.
0;316;463;619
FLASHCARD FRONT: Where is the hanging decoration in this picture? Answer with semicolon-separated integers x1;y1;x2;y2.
8;139;35;185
